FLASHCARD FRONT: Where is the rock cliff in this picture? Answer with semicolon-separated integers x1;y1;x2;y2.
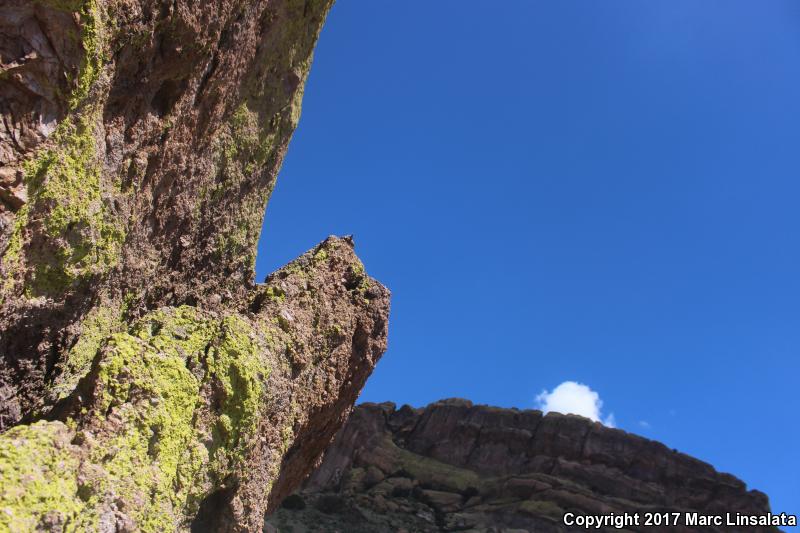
265;400;779;533
0;1;391;531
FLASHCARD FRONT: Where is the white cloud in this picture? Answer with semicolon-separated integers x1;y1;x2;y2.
535;381;616;427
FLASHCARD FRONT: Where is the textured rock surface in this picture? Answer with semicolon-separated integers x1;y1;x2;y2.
265;400;778;533
0;0;337;426
0;1;393;531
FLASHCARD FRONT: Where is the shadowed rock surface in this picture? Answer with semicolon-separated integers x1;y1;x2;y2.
265;400;780;533
0;1;392;531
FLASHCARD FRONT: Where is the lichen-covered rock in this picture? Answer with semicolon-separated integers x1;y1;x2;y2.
0;1;392;532
0;0;338;425
266;401;778;533
1;239;389;532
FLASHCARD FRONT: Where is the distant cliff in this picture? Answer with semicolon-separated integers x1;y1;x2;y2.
266;399;779;533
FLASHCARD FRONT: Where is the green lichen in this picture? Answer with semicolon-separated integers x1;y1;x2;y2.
211;102;279;197
227;103;279;175
22;113;125;296
206;316;268;470
215;223;253;262
1;205;28;297
128;306;217;358
37;0;107;110
89;307;269;529
280;424;294;452
208;103;283;268
0;306;274;531
313;247;328;263
393;444;480;493
70;1;105;109
90;322;209;530
349;259;372;296
263;286;286;303
5;0;120;297
327;324;344;341
51;303;124;401
0;421;84;532
3;206;27;266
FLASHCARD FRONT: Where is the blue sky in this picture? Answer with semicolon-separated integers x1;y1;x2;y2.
256;1;799;518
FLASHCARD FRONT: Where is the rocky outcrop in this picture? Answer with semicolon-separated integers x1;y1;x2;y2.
265;400;778;533
0;0;338;426
0;1;391;531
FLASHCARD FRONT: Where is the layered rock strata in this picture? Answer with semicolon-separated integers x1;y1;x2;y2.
266;400;778;533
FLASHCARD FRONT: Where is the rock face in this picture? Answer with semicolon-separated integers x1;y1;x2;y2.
0;1;392;532
266;400;778;533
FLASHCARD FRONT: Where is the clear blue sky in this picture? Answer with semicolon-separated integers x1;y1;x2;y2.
256;1;800;519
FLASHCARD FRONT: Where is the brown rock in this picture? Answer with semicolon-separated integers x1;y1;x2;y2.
266;400;780;533
0;2;392;532
0;0;337;428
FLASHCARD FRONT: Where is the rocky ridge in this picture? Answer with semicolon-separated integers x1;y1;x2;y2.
266;400;778;533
